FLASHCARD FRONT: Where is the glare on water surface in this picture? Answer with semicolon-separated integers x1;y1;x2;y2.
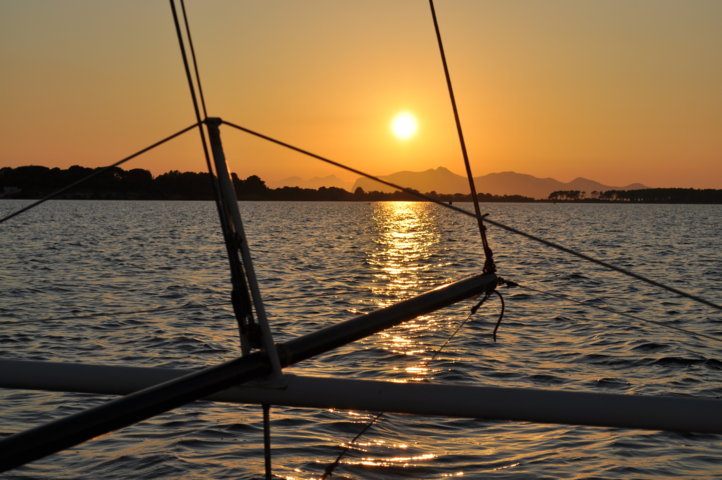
1;200;720;479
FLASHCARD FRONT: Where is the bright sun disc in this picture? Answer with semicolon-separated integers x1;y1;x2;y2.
391;112;418;140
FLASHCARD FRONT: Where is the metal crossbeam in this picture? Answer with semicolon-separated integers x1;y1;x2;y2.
2;360;720;434
0;273;496;472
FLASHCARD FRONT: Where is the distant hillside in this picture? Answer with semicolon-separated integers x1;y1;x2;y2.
352;167;647;199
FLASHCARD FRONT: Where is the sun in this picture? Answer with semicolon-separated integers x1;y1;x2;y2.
390;112;418;140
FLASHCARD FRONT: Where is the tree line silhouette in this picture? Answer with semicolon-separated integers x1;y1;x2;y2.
548;188;722;203
1;166;720;203
0;165;534;202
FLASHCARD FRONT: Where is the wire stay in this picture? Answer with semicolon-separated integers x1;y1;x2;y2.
179;0;209;120
170;1;262;358
170;6;280;475
0;123;198;225
499;279;722;345
220;120;721;313
168;0;213;173
322;289;500;478
428;0;495;275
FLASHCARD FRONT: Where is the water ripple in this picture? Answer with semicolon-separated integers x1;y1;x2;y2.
1;200;720;479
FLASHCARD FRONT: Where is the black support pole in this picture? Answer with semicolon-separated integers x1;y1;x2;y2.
0;273;497;472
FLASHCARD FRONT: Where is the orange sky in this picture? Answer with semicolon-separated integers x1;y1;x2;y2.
1;1;721;189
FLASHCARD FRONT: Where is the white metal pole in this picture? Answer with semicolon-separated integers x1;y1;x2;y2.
1;360;720;434
206;117;281;375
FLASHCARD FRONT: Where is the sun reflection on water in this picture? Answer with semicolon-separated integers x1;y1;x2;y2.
346;452;437;468
366;202;451;385
368;202;442;304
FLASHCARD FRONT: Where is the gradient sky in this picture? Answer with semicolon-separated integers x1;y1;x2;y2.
1;0;721;188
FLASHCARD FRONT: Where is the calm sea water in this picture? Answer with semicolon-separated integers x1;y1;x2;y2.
1;200;720;479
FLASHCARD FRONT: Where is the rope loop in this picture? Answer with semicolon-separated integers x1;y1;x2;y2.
469;281;505;342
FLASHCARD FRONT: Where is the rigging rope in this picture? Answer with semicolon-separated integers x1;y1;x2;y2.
428;0;495;275
322;291;500;478
169;4;278;475
0;3;212;227
321;411;382;479
262;403;272;480
220;120;721;313
322;275;716;478
168;0;212;172
179;0;209;120
498;278;722;346
169;1;259;356
0;124;198;225
470;289;506;342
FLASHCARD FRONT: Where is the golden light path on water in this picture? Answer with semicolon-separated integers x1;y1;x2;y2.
369;202;443;382
2;200;718;478
303;201;623;478
307;202;447;476
369;202;441;302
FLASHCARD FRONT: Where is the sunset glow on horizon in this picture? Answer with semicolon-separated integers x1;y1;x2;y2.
1;1;721;189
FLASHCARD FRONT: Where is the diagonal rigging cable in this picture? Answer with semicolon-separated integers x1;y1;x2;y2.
322;291;500;479
168;0;212;171
428;0;495;275
170;4;275;478
9;0;718;473
220;119;721;313
0;1;210;226
324;276;719;478
0;124;198;225
499;279;722;345
179;0;209;120
169;0;257;356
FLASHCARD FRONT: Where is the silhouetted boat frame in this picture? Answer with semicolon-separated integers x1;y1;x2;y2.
1;2;721;475
1;116;720;474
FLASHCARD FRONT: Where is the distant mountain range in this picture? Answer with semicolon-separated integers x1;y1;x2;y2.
351;167;647;199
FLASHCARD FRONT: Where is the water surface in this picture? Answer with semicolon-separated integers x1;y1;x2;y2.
1;200;720;479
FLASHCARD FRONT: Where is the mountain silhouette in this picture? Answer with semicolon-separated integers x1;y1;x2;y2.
352;167;646;199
